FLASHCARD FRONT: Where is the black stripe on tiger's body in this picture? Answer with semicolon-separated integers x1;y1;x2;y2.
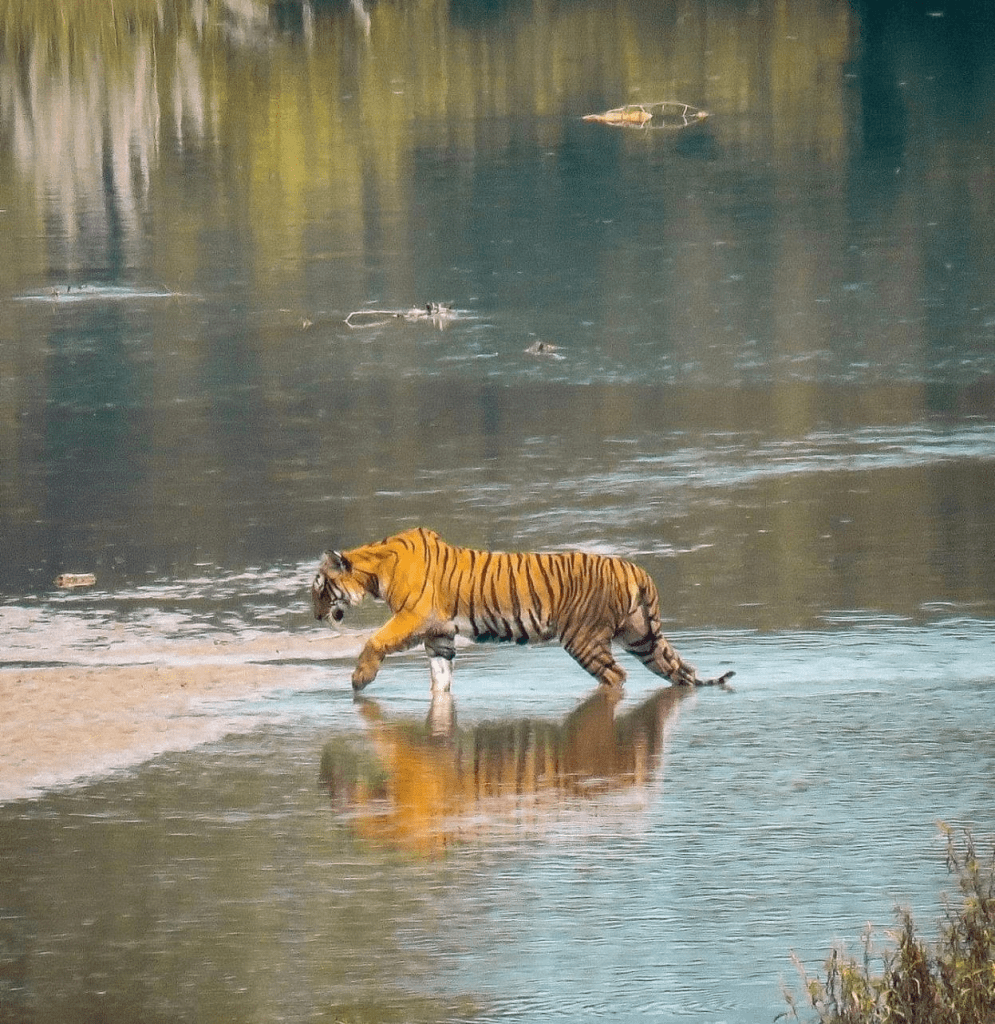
310;527;733;694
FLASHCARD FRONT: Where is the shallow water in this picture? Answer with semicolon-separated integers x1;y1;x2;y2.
2;623;994;1023
2;0;995;1021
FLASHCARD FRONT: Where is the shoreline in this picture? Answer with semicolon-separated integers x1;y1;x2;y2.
0;634;361;804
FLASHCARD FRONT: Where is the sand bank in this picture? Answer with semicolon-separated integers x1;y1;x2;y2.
0;633;361;803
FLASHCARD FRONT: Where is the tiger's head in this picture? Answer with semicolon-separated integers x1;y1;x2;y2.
311;550;367;623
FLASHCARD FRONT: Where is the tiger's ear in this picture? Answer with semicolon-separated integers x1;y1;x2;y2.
322;550;351;573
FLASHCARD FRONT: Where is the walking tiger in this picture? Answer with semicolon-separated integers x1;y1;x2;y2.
311;527;733;693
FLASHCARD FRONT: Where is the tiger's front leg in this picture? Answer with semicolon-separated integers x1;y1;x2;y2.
352;642;387;690
352;612;427;691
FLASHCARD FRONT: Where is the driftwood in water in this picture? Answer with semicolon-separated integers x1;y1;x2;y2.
345;302;457;328
14;283;178;303
583;102;708;131
54;573;96;588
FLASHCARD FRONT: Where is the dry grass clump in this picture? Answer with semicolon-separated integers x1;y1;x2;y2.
783;825;995;1024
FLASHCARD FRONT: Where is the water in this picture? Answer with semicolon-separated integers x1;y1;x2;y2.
2;630;993;1022
2;0;995;1021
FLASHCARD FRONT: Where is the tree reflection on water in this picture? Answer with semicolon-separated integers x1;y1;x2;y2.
3;0;994;617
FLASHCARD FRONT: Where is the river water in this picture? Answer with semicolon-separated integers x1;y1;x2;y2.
2;1;995;1021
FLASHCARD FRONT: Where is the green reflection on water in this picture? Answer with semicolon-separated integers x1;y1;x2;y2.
1;0;994;619
0;732;485;1023
1;0;852;288
2;2;994;1020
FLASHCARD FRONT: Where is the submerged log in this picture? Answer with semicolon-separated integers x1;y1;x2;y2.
583;107;652;126
583;102;709;131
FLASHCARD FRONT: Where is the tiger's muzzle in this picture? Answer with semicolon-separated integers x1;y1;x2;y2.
311;573;348;623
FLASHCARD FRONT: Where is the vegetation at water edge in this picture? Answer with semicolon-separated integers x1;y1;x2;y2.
783;825;995;1024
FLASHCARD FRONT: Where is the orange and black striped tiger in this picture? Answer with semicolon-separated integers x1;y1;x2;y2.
311;527;733;693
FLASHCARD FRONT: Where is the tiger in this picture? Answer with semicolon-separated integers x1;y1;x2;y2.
311;527;733;694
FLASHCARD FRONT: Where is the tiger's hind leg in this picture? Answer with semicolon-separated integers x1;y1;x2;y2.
621;605;733;687
624;631;698;685
561;627;628;689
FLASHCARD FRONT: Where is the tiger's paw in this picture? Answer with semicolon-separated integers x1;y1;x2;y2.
352;667;376;690
672;664;697;686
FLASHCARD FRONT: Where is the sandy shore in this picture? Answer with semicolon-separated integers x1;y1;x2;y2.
0;633;362;804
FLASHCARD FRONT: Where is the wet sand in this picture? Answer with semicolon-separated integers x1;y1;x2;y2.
0;634;361;803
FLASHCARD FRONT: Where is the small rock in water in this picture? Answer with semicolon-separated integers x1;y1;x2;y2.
524;340;565;360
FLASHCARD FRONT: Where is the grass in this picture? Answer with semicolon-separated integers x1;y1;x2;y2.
782;825;995;1024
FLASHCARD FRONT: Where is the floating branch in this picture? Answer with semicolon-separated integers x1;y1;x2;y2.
582;102;708;131
14;283;179;303
345;302;463;328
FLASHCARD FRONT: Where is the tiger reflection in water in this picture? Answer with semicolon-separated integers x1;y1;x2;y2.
311;527;733;694
320;687;690;855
